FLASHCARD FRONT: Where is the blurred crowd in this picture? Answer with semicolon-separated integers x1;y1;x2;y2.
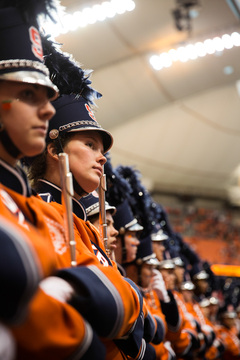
168;206;240;241
1;0;240;359
168;206;240;265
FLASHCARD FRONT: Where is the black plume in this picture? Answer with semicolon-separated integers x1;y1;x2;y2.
116;165;154;237
0;0;61;24
41;35;101;105
104;154;132;207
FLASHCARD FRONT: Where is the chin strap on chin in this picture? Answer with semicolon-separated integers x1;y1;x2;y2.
0;130;21;158
72;176;89;198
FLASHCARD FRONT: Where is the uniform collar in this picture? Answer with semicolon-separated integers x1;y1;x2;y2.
0;159;32;197
37;179;87;220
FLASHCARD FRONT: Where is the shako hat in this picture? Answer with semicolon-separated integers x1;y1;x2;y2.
0;0;59;100
151;228;169;242
104;155;143;234
47;94;113;153
136;234;161;266
159;259;175;270
180;281;195;291
41;36;113;153
81;191;116;218
113;199;143;234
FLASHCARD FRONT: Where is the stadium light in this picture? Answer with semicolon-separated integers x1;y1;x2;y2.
149;31;240;71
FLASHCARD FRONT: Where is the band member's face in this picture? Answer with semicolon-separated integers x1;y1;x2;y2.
201;306;210;319
182;290;193;303
174;266;185;286
92;211;118;255
195;279;208;294
160;268;176;290
222;317;236;330
63;131;106;195
124;230;140;263
0;81;55;163
152;241;165;261
140;264;153;289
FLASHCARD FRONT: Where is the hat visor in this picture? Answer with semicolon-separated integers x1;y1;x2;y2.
194;272;209;280
145;257;161;266
222;312;237;319
159;260;175;269
67;127;113;154
127;222;144;232
173;257;185;267
0;71;59;101
181;282;195;291
87;203;116;217
106;204;117;216
152;233;169;241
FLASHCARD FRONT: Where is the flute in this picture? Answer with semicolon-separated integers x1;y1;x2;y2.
58;153;77;267
98;167;111;257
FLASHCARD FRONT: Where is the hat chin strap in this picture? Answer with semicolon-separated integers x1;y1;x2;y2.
119;234;127;264
72;176;89;198
0;130;21;158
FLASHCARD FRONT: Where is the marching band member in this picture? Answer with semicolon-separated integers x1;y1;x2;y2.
26;39;156;359
0;1;108;358
80;191;119;261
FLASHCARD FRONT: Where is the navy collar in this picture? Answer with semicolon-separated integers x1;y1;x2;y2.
37;179;87;221
0;159;32;197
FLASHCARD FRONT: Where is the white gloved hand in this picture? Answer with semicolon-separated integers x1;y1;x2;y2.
151;269;170;303
39;276;75;303
164;341;176;357
0;324;16;360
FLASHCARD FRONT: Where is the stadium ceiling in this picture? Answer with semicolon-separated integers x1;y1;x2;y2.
57;0;240;203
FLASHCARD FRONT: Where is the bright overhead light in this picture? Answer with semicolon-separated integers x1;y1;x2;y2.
41;0;135;38
150;31;240;70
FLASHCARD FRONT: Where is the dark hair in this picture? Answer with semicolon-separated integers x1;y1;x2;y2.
88;214;99;224
28;132;75;191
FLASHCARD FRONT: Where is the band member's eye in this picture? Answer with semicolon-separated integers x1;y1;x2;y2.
19;89;36;104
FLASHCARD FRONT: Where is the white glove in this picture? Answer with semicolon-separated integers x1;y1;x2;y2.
0;324;16;360
151;269;170;303
39;276;75;303
164;341;176;357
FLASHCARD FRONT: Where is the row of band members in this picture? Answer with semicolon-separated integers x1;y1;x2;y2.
81;191;240;360
0;1;239;359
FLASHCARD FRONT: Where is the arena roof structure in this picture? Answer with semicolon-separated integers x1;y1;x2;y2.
55;0;240;203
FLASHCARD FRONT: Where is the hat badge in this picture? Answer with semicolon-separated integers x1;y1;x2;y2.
49;129;59;139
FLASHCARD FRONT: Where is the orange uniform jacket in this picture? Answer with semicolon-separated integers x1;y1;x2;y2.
216;325;240;360
185;299;216;357
0;213;54;325
0;162;141;359
172;290;200;358
0;161;106;360
34;179;150;359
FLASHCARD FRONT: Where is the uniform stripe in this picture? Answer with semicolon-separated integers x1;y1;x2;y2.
67;321;93;360
137;339;146;360
88;265;125;338
0;216;41;324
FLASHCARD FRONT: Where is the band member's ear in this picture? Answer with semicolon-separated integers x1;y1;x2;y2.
47;142;59;160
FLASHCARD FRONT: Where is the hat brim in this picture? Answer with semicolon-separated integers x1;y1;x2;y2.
193;272;209;280
127;222;144;232
180;282;195;291
143;254;161;266
222;312;237;319
159;260;175;270
173;257;185;267
0;71;59;101
87;203;116;217
66;127;113;154
151;232;169;241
